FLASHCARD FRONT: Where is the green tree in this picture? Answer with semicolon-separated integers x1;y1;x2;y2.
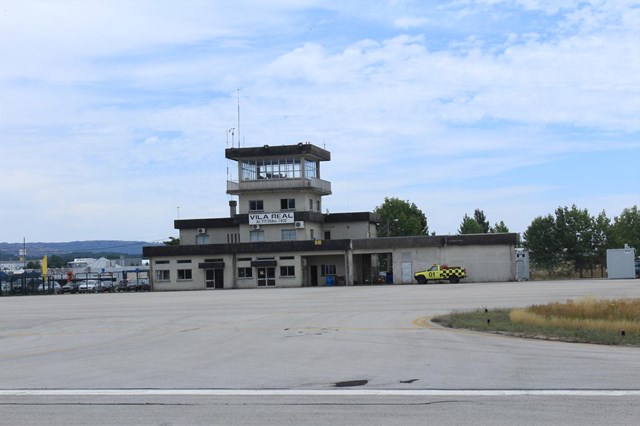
458;214;484;234
610;205;640;250
164;237;181;246
473;209;490;233
490;221;510;233
374;197;428;236
48;255;67;268
523;214;562;274
592;210;612;276
554;205;594;277
26;261;41;269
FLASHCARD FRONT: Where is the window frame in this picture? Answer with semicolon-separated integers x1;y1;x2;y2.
155;270;170;281
238;267;253;278
281;229;297;241
177;269;192;280
280;198;295;210
280;265;295;277
321;264;337;276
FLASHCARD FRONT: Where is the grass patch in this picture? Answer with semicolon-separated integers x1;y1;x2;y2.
432;297;640;346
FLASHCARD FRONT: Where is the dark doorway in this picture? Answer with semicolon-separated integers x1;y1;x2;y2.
310;265;318;286
205;269;224;289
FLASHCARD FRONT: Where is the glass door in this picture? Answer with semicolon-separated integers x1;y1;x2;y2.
257;267;276;287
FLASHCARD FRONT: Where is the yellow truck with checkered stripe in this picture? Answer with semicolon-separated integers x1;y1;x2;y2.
414;264;467;284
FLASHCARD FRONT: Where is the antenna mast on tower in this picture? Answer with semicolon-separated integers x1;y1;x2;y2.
237;89;241;147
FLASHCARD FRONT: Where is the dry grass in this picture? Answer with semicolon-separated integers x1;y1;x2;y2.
433;297;640;346
510;297;640;333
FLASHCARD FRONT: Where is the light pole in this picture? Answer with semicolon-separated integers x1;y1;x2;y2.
385;218;399;237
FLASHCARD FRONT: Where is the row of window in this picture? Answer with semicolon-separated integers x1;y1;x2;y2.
249;198;322;212
241;158;319;181
155;266;300;281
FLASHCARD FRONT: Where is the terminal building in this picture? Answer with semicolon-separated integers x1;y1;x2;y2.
143;142;519;290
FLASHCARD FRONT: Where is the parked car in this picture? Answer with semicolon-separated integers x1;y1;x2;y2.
78;280;99;293
95;280;115;293
127;279;150;292
61;282;79;294
37;282;62;294
116;280;129;292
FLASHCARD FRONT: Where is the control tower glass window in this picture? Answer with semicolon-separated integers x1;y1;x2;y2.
305;160;318;178
241;158;302;181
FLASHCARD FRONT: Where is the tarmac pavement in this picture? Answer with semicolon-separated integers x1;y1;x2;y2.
1;279;639;425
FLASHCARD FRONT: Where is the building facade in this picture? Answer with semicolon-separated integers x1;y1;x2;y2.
143;143;519;290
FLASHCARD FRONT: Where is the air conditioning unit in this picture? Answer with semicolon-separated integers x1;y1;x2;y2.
197;228;207;234
251;224;261;230
295;221;305;229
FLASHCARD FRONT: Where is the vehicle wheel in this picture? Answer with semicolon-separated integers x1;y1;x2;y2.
416;276;427;284
449;276;459;284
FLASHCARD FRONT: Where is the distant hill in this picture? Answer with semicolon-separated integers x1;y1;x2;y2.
0;240;160;258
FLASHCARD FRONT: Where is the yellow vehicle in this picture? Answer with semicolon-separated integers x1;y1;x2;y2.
414;264;467;284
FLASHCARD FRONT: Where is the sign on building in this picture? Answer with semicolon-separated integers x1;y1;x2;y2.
249;212;295;225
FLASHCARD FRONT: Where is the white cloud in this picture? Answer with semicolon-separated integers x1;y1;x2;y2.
0;0;637;242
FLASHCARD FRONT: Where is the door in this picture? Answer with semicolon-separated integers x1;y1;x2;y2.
214;268;224;289
310;265;318;286
257;267;276;287
205;269;224;289
205;269;215;288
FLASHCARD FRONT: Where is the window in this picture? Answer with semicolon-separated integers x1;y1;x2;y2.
241;158;303;181
155;260;169;265
177;269;192;280
305;159;318;178
177;259;192;264
324;231;331;240
155;270;170;281
238;267;253;278
310;229;314;240
281;229;296;241
316;200;321;212
196;234;209;245
309;199;314;210
279;256;294;260
280;198;295;210
250;230;265;241
280;266;295;277
321;264;337;276
249;200;264;211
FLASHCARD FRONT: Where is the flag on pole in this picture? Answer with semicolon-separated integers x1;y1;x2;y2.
42;255;48;279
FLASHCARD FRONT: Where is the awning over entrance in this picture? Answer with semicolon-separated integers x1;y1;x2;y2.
251;260;277;267
198;262;225;269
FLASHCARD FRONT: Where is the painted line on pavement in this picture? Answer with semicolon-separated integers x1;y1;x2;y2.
1;389;639;397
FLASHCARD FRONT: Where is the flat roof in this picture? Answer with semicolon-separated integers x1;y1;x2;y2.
225;143;331;161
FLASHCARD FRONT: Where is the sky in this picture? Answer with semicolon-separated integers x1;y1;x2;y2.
1;0;638;244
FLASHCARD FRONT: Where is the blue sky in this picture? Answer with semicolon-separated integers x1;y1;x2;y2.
0;0;638;243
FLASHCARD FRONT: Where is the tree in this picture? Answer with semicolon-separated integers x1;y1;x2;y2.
458;214;484;234
26;261;41;269
48;255;67;268
459;209;509;234
164;237;180;246
490;221;510;233
523;214;562;274
473;209;490;233
374;197;428;236
610;205;640;250
592;210;612;276
554;205;594;277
